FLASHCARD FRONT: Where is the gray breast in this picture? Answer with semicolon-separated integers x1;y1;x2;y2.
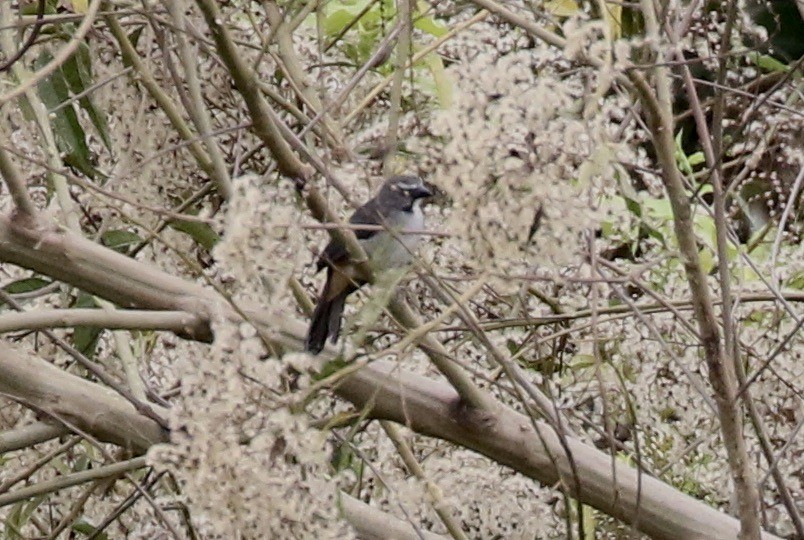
361;203;424;270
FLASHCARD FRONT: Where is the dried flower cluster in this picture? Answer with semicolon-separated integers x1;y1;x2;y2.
149;315;351;538
417;46;624;277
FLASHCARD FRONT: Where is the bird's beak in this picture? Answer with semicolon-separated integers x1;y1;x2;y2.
411;184;432;199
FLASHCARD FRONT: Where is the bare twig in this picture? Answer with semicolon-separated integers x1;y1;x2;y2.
105;12;218;181
193;0;312;181
637;0;760;536
0;0;45;73
381;422;468;540
344;10;489;126
0;456;148;507
0;437;79;493
0;145;37;218
383;0;411;174
0;308;200;336
165;0;234;199
0;422;69;453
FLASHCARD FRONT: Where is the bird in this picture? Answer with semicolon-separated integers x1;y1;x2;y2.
305;175;432;354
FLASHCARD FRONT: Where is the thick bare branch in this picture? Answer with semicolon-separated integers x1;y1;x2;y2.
0;214;782;540
0;341;168;454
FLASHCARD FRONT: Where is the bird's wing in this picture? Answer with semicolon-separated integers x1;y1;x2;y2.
316;199;382;271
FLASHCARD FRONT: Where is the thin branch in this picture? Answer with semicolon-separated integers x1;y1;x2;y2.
303;222;449;236
637;0;761;536
263;1;349;154
0;422;69;453
667;9;802;535
0;0;45;73
770;165;804;286
383;0;411;174
340;491;449;540
380;421;468;540
467;0;565;49
165;0;234;199
0;144;38;218
97;300;147;401
0;456;148;507
85;472;167;540
0;308;201;334
297;22;404;143
343;9;488;126
0;437;80;493
104;12;217;182
387;296;494;411
193;0;312;181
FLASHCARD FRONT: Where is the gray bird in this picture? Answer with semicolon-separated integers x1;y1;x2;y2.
305;175;432;354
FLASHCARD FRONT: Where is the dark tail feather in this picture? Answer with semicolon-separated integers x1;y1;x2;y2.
326;292;348;343
306;296;337;354
305;287;353;354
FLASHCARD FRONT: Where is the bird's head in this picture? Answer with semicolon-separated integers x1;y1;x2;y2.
378;175;432;211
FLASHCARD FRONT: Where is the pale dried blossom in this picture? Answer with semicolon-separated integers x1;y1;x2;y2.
212;173;304;306
421;48;619;279
149;315;354;539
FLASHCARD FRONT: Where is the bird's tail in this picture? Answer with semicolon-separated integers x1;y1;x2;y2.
305;282;353;354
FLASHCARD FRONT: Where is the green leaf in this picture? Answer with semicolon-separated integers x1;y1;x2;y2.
413;15;448;37
505;338;520;356
167;220;220;251
581;504;597;539
545;0;581;17
787;271;804;290
128;25;145;50
695;214;717;247
698;248;715;274
643;196;674;221
569;354;596;370
641;223;666;244
749;52;790;73
3;277;51;294
323;0;373;35
624;196;641;216
674;128;695;175
21;1;57;15
687;151;705;167
35;50;98;179
73;455;91;472
62;42;113;153
314;357;351;380
6;495;47;535
72;521;108;539
72;293;102;357
101;229;143;254
323;8;357;36
422;53;452;108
